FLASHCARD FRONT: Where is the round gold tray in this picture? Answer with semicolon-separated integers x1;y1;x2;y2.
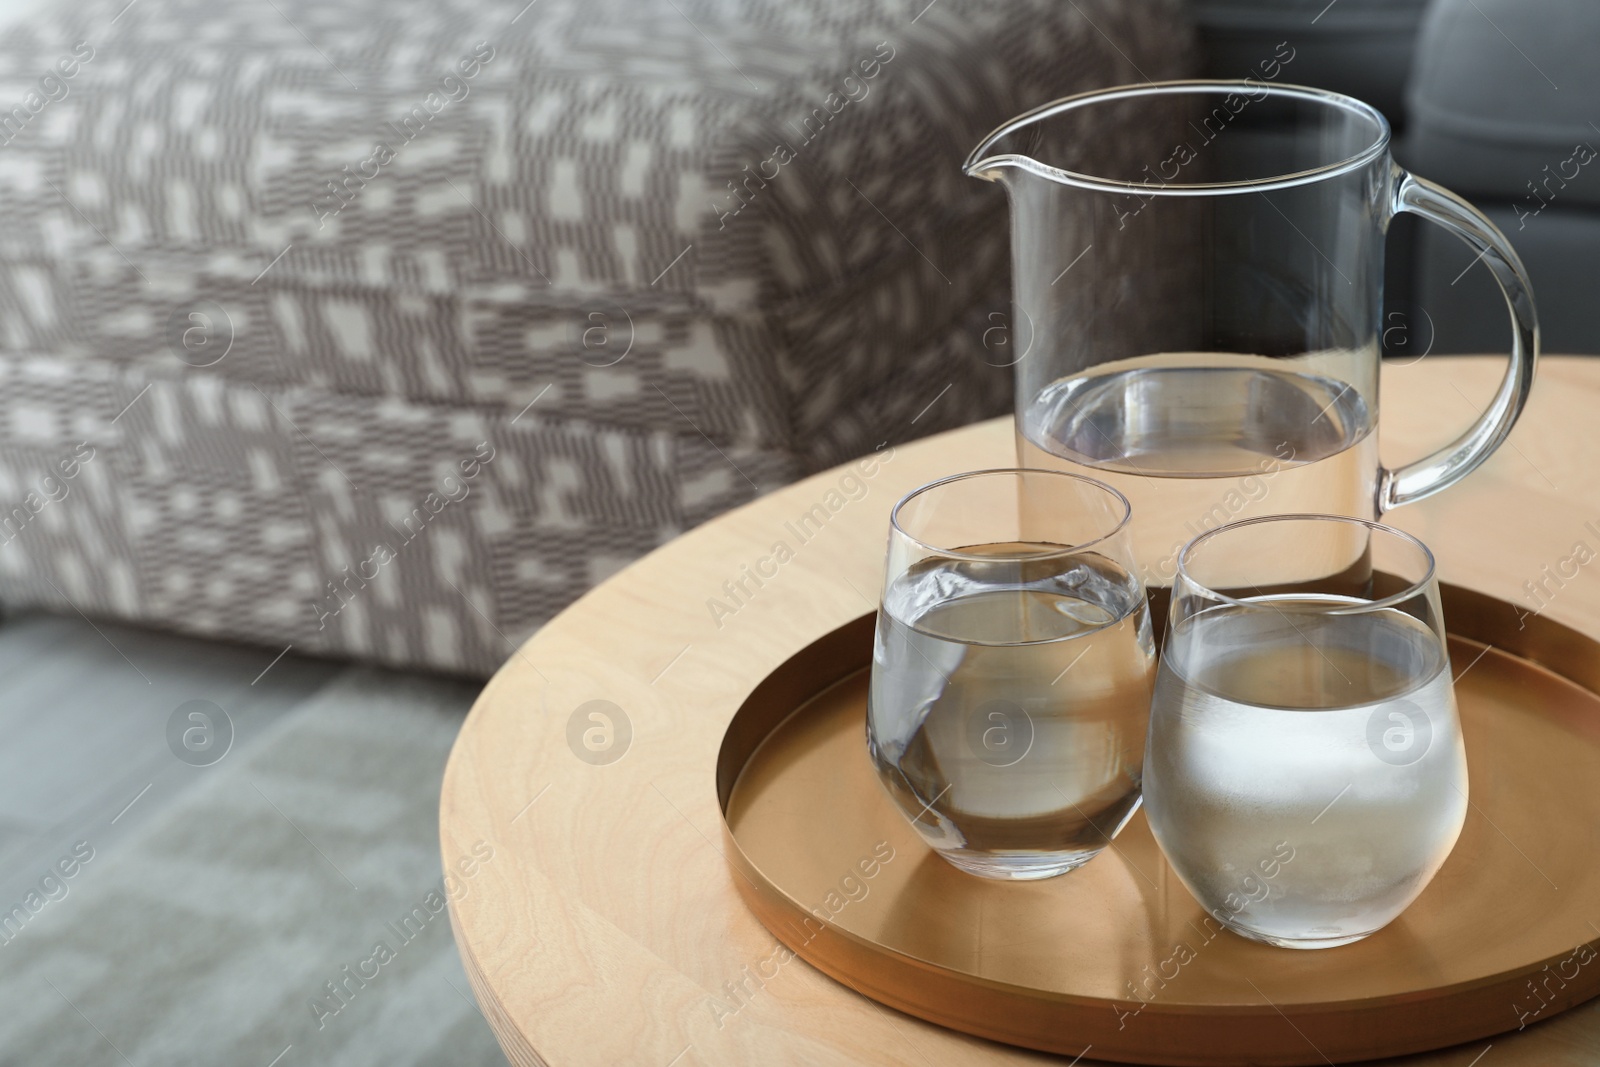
716;583;1600;1065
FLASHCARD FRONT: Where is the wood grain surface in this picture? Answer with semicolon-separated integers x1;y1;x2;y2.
442;356;1600;1066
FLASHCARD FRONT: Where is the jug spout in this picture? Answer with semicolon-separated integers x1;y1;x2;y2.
962;126;1038;185
963;96;1102;187
963;156;1020;184
965;85;1244;190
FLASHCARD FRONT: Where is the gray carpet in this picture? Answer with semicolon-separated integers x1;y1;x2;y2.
0;612;507;1067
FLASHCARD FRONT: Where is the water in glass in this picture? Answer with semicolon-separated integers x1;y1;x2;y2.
1017;357;1378;584
868;543;1156;879
1144;596;1468;947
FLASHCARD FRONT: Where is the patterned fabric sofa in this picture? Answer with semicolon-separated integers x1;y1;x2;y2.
0;0;1192;675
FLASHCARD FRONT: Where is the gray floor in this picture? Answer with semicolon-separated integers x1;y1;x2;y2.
0;611;508;1067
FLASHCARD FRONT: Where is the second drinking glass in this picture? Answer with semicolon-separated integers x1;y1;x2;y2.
1144;515;1469;948
866;469;1156;880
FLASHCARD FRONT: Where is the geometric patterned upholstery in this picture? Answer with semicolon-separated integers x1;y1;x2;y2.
0;0;1192;674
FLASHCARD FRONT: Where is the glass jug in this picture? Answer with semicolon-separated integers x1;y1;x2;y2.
965;82;1537;589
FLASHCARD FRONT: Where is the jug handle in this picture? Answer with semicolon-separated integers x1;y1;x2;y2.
1381;168;1539;511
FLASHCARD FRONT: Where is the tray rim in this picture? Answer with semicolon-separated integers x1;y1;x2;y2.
715;581;1600;1065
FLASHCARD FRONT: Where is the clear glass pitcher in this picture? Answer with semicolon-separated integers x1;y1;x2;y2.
965;82;1538;588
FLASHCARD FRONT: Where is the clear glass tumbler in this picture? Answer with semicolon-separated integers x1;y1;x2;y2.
1144;515;1468;948
866;469;1156;880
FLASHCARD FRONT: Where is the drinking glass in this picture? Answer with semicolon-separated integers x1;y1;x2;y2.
1144;514;1468;948
965;82;1538;593
866;469;1156;880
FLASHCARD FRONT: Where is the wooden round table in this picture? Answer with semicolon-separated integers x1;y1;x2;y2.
441;356;1600;1066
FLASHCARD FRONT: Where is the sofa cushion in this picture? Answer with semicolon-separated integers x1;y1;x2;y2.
0;0;1193;471
0;0;1193;674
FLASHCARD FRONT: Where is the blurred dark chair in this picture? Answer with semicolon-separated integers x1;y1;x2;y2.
1188;0;1430;129
1188;0;1600;355
1404;0;1600;356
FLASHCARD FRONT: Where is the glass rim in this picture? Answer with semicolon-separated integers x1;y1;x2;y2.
964;80;1392;196
889;467;1132;564
1175;513;1438;613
